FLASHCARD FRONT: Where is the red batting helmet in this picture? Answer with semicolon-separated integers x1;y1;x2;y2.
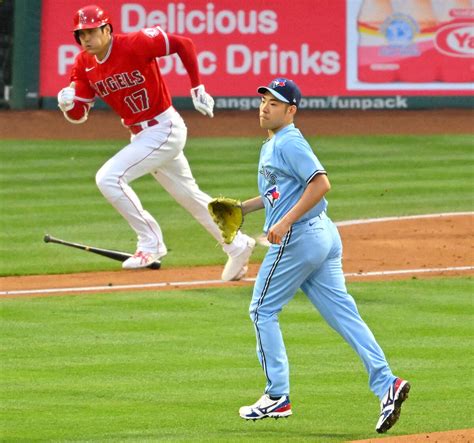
73;5;113;43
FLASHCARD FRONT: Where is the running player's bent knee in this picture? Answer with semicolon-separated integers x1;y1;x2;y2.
95;169;122;201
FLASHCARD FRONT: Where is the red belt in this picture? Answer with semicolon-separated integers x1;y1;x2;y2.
129;118;159;135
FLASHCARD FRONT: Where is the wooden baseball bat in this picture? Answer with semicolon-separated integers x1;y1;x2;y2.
43;234;161;269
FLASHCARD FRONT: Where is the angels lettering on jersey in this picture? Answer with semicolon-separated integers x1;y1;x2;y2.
92;70;145;97
71;26;173;125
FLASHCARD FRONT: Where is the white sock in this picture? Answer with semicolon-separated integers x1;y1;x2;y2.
222;231;248;256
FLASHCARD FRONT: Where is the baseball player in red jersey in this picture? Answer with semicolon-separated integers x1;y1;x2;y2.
57;4;255;280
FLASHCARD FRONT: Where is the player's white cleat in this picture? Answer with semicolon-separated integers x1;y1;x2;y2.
122;251;163;269
239;394;292;420
376;377;410;433
222;235;256;281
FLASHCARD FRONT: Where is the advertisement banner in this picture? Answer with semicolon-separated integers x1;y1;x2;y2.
39;0;473;109
348;0;474;89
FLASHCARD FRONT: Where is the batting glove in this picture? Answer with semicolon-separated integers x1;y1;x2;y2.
57;83;76;112
191;84;214;118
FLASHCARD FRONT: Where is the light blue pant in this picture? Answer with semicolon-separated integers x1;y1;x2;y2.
250;212;396;400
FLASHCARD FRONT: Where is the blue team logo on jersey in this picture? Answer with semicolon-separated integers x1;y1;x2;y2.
264;186;280;207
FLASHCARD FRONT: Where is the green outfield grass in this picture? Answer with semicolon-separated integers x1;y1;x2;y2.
0;134;472;276
1;278;473;441
1;132;473;442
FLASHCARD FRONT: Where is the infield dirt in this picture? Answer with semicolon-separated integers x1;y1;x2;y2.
1;213;472;297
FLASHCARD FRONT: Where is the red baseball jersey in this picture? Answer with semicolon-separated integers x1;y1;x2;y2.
71;27;172;126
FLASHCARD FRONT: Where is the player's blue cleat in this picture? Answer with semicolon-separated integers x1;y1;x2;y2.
376;378;411;433
239;394;292;420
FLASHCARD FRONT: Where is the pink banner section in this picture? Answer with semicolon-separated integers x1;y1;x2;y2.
357;0;474;83
40;0;472;98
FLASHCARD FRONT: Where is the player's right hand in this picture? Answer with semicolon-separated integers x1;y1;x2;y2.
191;84;214;118
57;82;76;112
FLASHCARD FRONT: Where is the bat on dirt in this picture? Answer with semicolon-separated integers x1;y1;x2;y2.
43;234;161;269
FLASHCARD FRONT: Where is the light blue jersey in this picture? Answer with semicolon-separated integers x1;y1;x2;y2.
258;124;327;232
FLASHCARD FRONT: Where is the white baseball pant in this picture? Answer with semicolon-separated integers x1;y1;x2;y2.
95;107;240;255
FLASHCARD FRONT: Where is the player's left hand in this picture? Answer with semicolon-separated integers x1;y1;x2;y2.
191;84;214;118
267;219;291;245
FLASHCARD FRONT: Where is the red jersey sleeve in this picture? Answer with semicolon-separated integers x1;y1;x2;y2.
129;27;201;88
168;34;201;88
70;54;96;103
127;27;171;59
61;53;95;123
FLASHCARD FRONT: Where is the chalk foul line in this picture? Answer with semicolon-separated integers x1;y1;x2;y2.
335;211;473;227
2;212;472;297
1;265;472;297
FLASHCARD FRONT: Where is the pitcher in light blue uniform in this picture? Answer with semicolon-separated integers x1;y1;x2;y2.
238;78;410;434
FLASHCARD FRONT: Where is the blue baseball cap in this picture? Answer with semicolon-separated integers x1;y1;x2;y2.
257;78;301;107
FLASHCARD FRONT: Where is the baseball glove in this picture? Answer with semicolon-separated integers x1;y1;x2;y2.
208;197;243;244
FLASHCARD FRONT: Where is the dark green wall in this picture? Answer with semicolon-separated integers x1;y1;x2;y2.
11;0;41;109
